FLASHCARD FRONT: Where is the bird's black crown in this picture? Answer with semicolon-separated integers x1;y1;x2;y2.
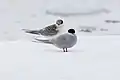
68;29;75;34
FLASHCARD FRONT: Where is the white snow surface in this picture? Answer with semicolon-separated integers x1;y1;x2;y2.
0;35;120;80
0;0;120;80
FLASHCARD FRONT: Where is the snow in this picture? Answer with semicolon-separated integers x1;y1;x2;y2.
0;36;120;80
0;0;120;79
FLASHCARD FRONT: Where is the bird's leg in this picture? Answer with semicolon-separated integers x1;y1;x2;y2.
63;48;65;52
65;48;68;52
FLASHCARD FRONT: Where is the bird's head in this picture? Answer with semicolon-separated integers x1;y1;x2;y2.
56;19;63;25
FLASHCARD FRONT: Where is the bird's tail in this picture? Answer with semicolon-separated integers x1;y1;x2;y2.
22;29;40;35
33;38;53;44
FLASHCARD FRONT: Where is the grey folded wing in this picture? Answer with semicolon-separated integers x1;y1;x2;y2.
22;24;59;36
33;38;53;44
22;29;41;35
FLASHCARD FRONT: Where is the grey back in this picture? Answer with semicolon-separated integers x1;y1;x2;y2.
52;33;77;48
39;24;59;36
